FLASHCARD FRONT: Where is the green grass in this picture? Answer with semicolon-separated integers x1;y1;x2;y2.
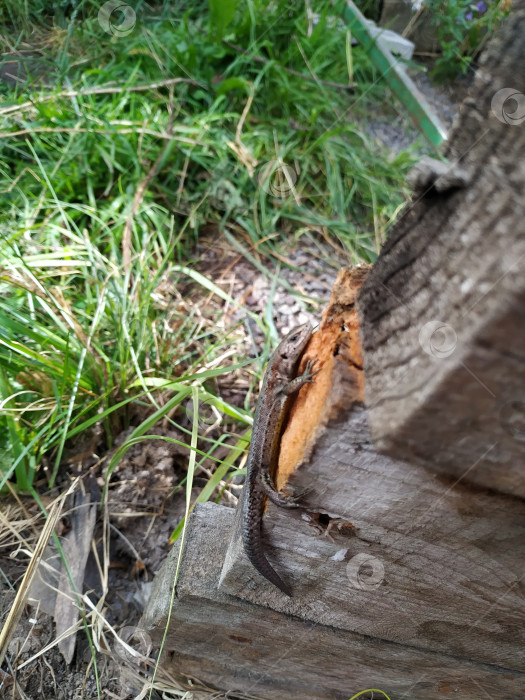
0;0;416;494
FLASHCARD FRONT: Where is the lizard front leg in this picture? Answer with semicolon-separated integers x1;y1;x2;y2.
258;358;319;508
282;358;319;396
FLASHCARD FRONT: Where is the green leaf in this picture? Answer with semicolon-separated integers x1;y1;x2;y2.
208;0;238;39
214;77;251;96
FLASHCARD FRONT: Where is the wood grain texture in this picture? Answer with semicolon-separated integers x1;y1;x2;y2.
141;504;525;700
356;3;525;497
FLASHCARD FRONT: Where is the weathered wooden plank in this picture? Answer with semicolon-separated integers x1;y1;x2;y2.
356;1;525;497
219;401;525;672
140;504;525;700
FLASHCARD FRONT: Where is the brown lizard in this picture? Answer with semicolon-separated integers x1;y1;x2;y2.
241;323;318;596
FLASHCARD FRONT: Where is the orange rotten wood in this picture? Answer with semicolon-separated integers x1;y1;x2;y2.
277;266;368;489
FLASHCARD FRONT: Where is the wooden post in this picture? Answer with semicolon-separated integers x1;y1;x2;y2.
357;2;525;498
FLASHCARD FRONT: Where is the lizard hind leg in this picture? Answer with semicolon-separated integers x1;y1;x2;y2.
259;471;301;508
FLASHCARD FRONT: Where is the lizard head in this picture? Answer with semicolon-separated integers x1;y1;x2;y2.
277;323;313;376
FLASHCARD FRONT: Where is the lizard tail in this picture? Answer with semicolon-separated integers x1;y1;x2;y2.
243;532;293;597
